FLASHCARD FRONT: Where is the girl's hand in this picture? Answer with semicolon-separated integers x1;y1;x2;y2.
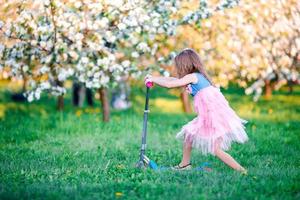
185;85;192;94
144;74;153;85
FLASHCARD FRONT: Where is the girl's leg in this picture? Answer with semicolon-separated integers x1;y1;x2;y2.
179;141;192;166
214;141;246;172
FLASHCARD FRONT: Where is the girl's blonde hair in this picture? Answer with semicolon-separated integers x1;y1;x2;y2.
174;48;213;84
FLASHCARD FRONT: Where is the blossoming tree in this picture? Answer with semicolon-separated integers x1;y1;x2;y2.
0;0;240;121
170;0;299;101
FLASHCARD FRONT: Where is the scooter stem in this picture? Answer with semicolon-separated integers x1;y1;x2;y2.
137;86;150;167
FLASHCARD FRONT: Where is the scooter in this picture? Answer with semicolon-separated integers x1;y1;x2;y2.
136;81;212;171
136;81;159;169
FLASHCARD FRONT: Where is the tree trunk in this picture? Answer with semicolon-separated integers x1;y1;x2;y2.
56;81;64;111
288;80;293;94
86;88;94;106
72;82;80;107
78;85;86;107
264;80;272;99
57;95;64;111
22;76;27;92
99;87;110;122
180;91;192;113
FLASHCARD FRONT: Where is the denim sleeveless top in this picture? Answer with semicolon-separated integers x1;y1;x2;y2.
189;73;211;96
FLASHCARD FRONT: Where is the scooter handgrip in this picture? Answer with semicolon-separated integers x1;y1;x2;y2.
146;81;154;88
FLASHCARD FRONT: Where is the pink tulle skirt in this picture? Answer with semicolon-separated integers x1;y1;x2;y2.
176;86;248;155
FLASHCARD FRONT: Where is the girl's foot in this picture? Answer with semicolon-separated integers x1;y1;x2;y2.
240;168;248;175
171;163;192;170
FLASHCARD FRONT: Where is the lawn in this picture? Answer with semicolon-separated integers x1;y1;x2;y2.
0;86;299;200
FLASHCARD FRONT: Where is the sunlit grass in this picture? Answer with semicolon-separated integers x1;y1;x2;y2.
0;84;299;199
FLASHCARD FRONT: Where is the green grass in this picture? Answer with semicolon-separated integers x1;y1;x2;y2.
0;86;299;200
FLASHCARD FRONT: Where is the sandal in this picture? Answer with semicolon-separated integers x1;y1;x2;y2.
171;163;192;170
241;169;248;175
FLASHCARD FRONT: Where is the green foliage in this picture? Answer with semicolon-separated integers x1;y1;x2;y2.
0;87;299;199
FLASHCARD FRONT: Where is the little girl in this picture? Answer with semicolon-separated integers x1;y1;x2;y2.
144;48;248;172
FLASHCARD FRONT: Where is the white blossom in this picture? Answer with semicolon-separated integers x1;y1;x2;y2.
81;57;89;64
121;60;130;68
0;0;241;101
131;51;139;58
69;51;79;60
137;42;150;52
40;66;50;74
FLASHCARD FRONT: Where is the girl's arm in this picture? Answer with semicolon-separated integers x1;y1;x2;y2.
145;74;197;88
